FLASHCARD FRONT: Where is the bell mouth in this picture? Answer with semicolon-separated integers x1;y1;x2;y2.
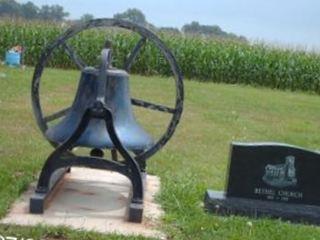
82;66;129;77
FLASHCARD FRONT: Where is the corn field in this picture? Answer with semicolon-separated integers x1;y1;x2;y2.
1;20;320;93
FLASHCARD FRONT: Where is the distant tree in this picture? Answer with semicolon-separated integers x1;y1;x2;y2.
38;4;69;21
38;5;51;20
80;13;94;22
0;0;21;17
182;21;247;41
0;0;69;21
49;4;69;21
21;1;39;19
182;21;223;36
158;27;181;35
113;8;147;26
182;21;200;34
238;35;247;42
202;24;223;35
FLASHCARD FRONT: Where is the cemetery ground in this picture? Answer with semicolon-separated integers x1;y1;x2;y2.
1;65;320;240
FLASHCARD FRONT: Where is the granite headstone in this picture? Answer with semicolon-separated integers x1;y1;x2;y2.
204;142;320;224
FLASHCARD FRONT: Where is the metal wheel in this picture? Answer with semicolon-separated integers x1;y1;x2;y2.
31;18;184;161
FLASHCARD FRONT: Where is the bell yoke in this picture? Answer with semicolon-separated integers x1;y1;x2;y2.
30;19;183;223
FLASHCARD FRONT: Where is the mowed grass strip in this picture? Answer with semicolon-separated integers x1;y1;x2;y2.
0;65;320;239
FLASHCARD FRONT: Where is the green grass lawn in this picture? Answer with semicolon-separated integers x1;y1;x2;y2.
1;65;320;239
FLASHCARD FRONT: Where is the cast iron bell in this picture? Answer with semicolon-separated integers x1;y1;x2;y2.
46;49;154;151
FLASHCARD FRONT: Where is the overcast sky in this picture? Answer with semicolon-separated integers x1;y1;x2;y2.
20;0;320;50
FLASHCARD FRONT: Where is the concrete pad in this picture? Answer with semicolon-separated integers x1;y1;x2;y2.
0;168;165;239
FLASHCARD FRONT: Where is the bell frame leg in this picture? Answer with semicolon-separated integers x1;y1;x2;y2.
30;104;145;222
133;150;147;184
30;109;92;214
102;107;144;222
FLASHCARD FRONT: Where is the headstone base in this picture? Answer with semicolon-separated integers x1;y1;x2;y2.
204;190;320;225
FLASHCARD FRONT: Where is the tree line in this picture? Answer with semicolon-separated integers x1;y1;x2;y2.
113;8;247;41
0;0;69;21
0;1;246;41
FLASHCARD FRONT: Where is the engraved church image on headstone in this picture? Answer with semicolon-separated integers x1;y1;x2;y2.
204;142;320;224
262;156;297;188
